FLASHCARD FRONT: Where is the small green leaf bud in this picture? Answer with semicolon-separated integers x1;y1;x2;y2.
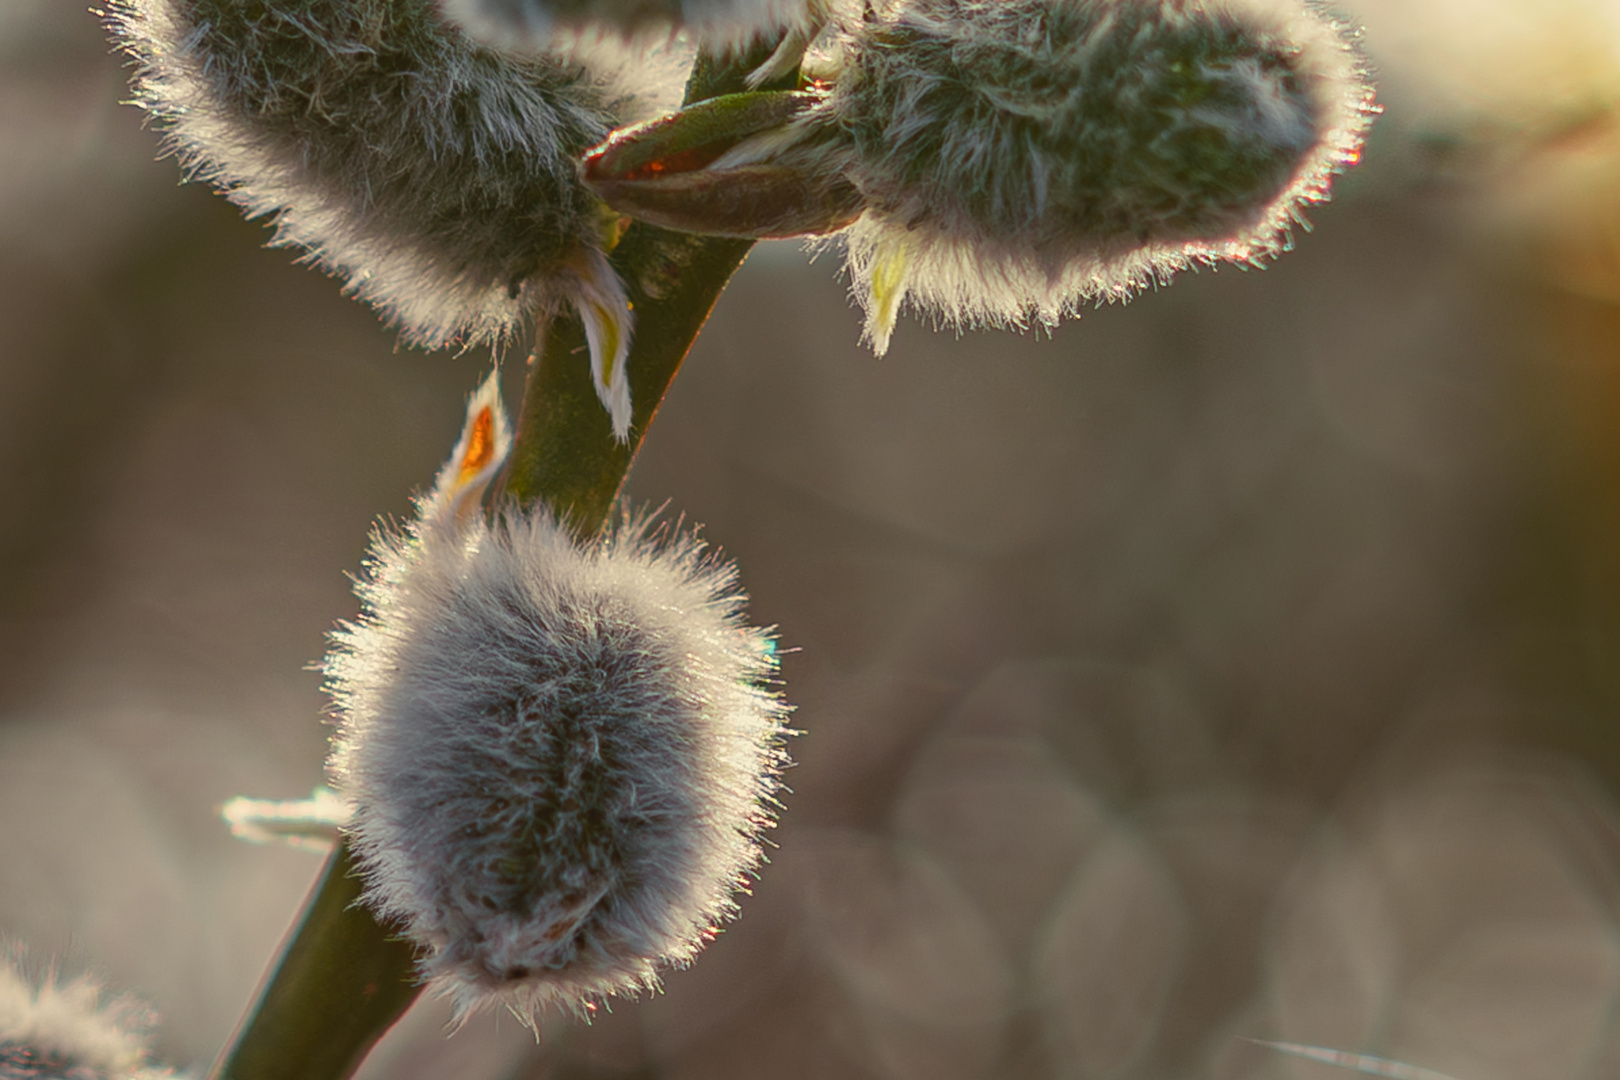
581;90;863;237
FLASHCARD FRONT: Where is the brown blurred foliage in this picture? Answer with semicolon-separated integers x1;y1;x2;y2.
6;2;1620;1079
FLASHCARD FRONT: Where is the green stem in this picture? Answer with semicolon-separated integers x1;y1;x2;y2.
501;224;753;538
208;44;788;1080
501;45;784;538
206;844;418;1080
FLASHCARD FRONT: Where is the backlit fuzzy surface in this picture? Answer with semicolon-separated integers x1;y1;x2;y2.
813;0;1376;350
107;0;663;350
0;954;175;1080
443;0;809;55
324;507;791;1019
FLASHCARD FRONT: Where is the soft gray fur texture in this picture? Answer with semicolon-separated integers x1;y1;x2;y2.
108;0;665;349
325;498;791;1018
443;0;808;54
808;0;1375;351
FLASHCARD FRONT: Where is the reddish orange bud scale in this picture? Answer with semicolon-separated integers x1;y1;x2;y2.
457;406;497;484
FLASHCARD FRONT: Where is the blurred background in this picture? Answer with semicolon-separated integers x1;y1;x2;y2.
7;1;1620;1077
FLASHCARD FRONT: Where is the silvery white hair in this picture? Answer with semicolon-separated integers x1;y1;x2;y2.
0;951;177;1080
107;0;673;437
442;0;811;56
323;373;792;1020
806;0;1377;352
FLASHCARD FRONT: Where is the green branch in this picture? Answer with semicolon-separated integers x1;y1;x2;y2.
206;43;785;1080
501;48;774;540
205;845;419;1080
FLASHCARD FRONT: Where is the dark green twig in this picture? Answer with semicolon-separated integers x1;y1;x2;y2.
207;43;788;1080
501;45;785;539
206;844;419;1080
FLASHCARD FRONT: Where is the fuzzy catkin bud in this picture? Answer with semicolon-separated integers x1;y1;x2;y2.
0;952;176;1080
324;373;792;1019
107;0;660;436
811;0;1376;352
442;0;810;55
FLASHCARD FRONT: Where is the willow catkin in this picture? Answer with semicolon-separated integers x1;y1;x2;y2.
107;0;666;436
810;0;1377;352
0;952;176;1080
323;373;792;1019
442;0;812;55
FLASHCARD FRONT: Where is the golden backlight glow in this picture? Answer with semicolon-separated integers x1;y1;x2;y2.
457;406;496;485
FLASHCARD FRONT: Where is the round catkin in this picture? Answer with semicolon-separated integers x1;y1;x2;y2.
325;510;791;1019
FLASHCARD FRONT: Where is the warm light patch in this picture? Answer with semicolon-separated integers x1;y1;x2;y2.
457;406;497;486
423;367;512;530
